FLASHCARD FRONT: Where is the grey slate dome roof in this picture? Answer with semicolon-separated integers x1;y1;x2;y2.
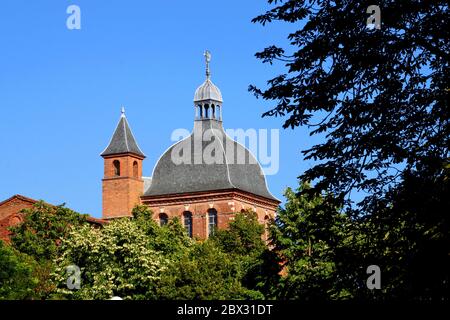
101;110;145;158
194;78;223;103
144;119;277;201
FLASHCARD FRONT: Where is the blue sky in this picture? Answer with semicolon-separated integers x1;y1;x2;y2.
0;0;319;217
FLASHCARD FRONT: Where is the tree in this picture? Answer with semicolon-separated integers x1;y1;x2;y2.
131;205;193;258
271;181;357;300
211;211;281;298
211;211;265;257
155;241;263;300
250;0;449;211
9;201;89;262
7;201;90;299
251;0;449;300
0;240;38;300
53;218;167;300
360;168;450;300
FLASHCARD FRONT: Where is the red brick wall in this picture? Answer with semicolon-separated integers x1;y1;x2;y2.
0;196;35;242
143;195;277;240
0;195;106;243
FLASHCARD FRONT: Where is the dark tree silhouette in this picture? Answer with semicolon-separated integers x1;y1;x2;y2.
251;0;449;300
250;0;449;211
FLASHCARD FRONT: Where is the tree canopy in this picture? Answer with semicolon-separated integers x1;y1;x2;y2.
250;0;449;300
9;201;89;262
53;218;168;300
250;0;449;212
0;240;38;300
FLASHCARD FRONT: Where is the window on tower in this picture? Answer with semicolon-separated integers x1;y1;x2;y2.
207;209;217;237
183;211;193;237
133;161;138;178
216;105;221;120
113;160;120;176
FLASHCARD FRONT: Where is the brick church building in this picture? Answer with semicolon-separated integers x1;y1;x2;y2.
0;53;279;241
100;53;280;239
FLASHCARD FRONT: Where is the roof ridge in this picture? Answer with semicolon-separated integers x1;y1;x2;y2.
123;117;130;152
0;194;38;207
209;121;236;189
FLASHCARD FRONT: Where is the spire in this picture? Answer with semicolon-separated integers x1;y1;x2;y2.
194;50;223;104
194;51;223;121
101;108;145;158
204;50;211;80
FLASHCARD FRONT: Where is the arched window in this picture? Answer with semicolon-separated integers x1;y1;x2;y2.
159;213;168;226
199;105;203;118
113;160;120;176
216;105;221;120
211;104;215;119
207;209;218;237
205;104;209;118
133;161;138;178
183;211;193;237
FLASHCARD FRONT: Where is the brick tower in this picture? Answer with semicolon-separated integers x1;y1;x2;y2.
101;108;145;219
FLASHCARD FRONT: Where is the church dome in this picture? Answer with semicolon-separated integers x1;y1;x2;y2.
144;51;278;202
144;120;277;200
194;79;223;103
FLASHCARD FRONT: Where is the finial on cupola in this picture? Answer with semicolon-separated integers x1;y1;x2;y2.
121;106;125;117
204;50;211;80
193;50;223;121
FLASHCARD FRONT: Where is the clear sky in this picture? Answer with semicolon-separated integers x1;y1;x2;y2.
0;0;319;217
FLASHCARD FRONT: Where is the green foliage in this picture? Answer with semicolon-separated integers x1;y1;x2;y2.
155;241;263;300
6;177;446;301
251;0;449;300
0;240;38;300
211;211;281;299
132;205;193;257
154;211;273;300
358;170;450;300
6;201;90;299
251;0;449;212
9;201;89;262
211;211;265;257
272;177;450;301
272;182;354;300
53;218;168;300
50;208;270;300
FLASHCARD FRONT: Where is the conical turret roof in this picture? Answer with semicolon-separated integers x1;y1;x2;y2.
101;108;145;158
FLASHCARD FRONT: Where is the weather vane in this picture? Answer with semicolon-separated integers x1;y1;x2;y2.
204;50;211;79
